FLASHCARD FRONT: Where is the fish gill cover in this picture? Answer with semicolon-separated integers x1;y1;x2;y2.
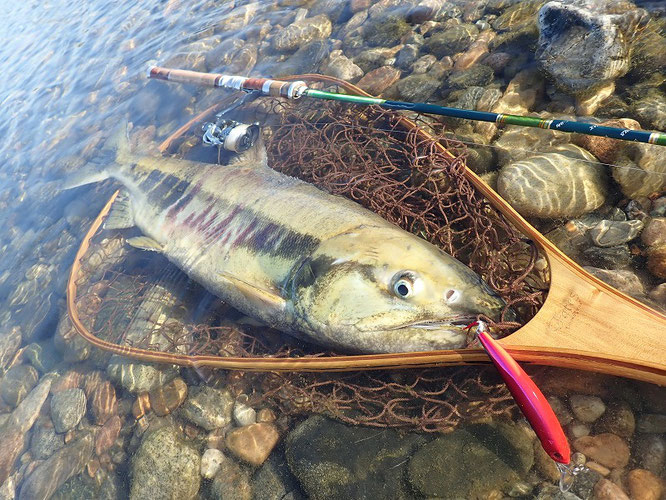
65;79;549;432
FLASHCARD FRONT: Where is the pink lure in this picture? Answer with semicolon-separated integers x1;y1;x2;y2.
472;322;571;464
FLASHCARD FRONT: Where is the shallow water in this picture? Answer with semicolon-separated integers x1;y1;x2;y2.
0;0;665;498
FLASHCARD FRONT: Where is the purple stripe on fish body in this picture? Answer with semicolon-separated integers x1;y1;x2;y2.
166;182;202;220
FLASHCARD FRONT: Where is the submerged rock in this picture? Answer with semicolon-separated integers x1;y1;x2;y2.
0;364;39;408
396;74;440;102
286;415;426;499
18;432;94;500
408;423;533;498
424;24;478;58
179;386;234;431
573;433;630;468
588;219;644;247
226;422;279;466
497;144;607;218
271;14;332;53
50;388;86;433
130;426;201;500
536;1;631;95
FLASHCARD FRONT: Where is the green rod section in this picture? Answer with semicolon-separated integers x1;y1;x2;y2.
304;88;666;147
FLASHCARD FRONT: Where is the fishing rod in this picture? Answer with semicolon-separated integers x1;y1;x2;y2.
148;66;666;147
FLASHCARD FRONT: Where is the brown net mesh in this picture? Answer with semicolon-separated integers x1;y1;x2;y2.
69;79;550;432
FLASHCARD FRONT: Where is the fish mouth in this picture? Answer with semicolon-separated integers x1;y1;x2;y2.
391;315;478;331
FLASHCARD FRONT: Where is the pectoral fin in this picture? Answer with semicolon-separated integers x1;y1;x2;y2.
127;236;164;252
219;272;286;313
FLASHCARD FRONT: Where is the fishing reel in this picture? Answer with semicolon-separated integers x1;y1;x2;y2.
202;117;260;153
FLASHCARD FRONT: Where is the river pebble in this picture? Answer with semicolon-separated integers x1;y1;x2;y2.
573;433;630;468
226;422;279;466
595;402;635;439
130;426;200;499
30;420;65;459
50;388;86;433
570;394;606;423
497;144;607;218
233;400;256;427
149;376;187;417
356;66;401;95
641;217;666;247
95;414;121;456
286;415;425;499
18;432;94;500
89;379;117;425
589;220;643;247
201;448;225;479
322;50;364;81
594;478;630;500
0;364;39;408
271;14;332;53
210;454;252;500
536;2;631;95
613;143;666;198
179;386;234;431
573;118;640;164
627;468;663;500
647;244;666;279
633;434;666;475
396;73;440;102
637;413;666;433
425;24;478;57
0;326;21;372
583;267;645;299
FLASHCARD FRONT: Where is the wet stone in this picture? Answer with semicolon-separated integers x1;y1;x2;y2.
595;402;635;439
396;74;440;102
275;40;329;77
589;220;644;247
627;468;663;500
322;51;363;81
209;454;252;500
568;420;591;439
593;478;630;500
233;401;256;427
570;394;606;423
130;426;200;500
107;357;179;394
536;2;631;95
582;245;632;270
641;217;666;247
536;483;584;500
30;420;65;459
0;364;39;408
571;467;603;500
583;267;645;299
356;66;401;95
253;452;302;500
394;44;419;71
637;413;666;433
149;376;187;417
647;244;666;279
271;14;332;53
286;415;426;499
201;448;225;480
18;432;94;500
50;388;86;433
89;379;117;425
95;414;121;456
447;64;494;90
632;92;666;131
549;396;574;426
23;342;57;374
0;326;21;372
364;14;411;47
408;423;532;498
573;433;630;469
412;54;436;74
613;143;666;199
633;434;666;475
497;144;607;219
424;24;478;58
226;422;279;466
179;386;234;431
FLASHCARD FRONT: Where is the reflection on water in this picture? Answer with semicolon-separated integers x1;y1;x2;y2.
0;0;665;498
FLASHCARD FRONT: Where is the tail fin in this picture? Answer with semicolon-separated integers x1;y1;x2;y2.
62;121;133;190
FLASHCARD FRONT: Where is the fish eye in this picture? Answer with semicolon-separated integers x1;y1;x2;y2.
391;272;417;299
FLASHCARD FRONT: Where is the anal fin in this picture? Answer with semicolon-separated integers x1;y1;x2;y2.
127;236;164;252
219;272;286;314
104;191;135;230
